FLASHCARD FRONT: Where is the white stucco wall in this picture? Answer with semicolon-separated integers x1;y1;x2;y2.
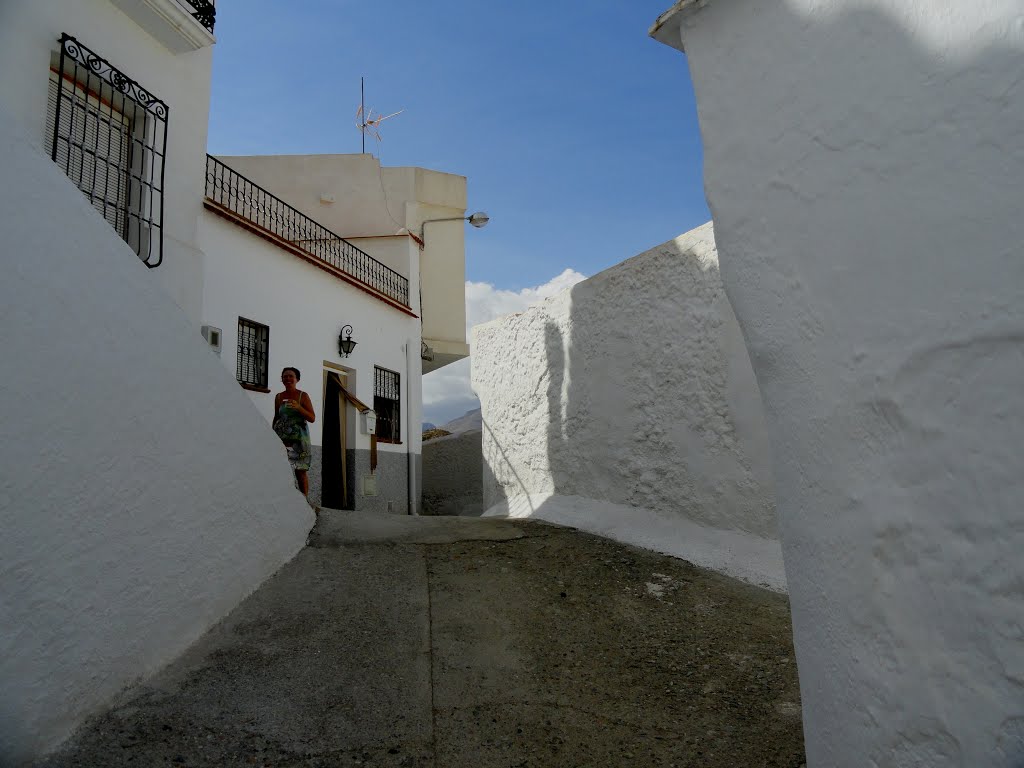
0;0;214;324
654;2;1024;765
0;107;313;765
198;210;423;467
473;224;778;578
415;199;469;349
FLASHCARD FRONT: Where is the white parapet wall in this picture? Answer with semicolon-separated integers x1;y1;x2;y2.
0;108;313;764
472;223;782;588
653;1;1024;766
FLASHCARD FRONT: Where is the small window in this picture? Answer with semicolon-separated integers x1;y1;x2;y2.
237;318;269;390
374;366;401;443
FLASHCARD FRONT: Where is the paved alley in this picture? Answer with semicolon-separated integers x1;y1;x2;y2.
35;512;805;768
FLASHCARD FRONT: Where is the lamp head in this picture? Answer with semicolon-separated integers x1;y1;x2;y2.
338;324;357;358
467;212;490;228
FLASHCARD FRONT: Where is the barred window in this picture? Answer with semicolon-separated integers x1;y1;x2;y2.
237;318;269;389
374;367;401;443
45;34;168;267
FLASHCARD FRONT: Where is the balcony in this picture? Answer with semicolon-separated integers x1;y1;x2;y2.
180;0;216;33
204;155;412;311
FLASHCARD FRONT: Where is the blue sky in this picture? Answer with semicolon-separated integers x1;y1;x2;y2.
207;1;709;423
207;0;708;291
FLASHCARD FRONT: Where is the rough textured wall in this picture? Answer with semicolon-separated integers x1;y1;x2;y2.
656;1;1024;765
422;430;484;516
472;223;776;538
0;108;313;764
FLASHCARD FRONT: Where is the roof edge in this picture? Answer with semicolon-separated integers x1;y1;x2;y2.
648;0;706;51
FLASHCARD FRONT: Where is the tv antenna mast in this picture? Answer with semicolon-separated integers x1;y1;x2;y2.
356;77;403;154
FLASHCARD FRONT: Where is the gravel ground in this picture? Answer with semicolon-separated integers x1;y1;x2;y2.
34;514;805;768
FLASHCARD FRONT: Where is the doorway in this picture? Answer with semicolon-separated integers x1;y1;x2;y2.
321;370;349;509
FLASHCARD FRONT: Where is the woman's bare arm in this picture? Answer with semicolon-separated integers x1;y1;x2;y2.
297;391;316;423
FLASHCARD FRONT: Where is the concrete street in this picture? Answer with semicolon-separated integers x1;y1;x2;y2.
36;512;805;768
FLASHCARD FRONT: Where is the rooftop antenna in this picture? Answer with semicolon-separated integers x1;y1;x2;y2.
356;76;403;154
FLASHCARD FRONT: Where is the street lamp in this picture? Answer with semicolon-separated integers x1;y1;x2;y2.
419;211;490;242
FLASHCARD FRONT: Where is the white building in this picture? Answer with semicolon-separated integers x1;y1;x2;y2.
472;223;782;589
0;0;470;761
653;1;1024;765
198;153;473;513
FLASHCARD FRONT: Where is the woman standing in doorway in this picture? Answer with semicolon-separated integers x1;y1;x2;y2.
273;367;315;496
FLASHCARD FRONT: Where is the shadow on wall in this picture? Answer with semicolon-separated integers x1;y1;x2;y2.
474;322;566;513
473;230;790;596
421;429;484;516
480;418;528;515
663;3;1024;767
544;319;567;496
475;321;565;514
546;252;774;532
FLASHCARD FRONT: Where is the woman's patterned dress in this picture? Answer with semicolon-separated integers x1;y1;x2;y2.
272;392;312;471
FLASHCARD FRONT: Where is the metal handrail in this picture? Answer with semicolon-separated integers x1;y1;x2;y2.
204;155;410;306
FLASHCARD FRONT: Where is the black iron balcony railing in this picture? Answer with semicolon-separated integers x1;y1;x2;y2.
204;155;410;307
182;0;216;33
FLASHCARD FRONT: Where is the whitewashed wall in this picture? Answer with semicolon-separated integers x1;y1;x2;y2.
0;0;214;324
654;1;1024;765
473;224;780;584
0;107;313;765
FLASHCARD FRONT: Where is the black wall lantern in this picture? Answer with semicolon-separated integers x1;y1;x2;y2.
338;324;357;358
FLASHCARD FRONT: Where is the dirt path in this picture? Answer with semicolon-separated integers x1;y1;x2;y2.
35;513;804;767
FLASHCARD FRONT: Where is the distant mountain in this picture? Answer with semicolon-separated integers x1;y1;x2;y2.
440;408;482;435
421;422;437;432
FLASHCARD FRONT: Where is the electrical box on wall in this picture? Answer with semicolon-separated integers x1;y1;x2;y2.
200;325;222;355
362;474;378;497
362;410;377;435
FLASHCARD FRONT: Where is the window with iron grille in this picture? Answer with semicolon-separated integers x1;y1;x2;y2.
237;318;269;390
45;34;168;268
374;367;401;443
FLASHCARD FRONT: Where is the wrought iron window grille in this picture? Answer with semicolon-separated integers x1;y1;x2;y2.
237;317;270;389
205;155;410;307
181;0;216;33
48;34;168;268
374;366;401;443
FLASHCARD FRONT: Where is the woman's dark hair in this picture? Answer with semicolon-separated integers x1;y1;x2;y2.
281;367;301;381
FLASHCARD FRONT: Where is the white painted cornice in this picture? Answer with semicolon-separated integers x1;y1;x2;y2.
110;0;216;54
649;0;710;51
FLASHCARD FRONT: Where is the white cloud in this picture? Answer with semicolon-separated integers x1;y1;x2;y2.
422;268;586;426
421;358;475;426
465;268;587;331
